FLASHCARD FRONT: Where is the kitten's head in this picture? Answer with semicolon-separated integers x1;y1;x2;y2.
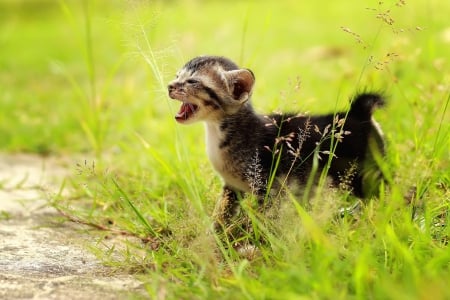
168;56;255;124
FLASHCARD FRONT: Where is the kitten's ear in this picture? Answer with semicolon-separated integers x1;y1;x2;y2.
225;69;255;103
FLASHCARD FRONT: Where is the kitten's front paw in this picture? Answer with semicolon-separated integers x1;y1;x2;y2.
212;220;224;233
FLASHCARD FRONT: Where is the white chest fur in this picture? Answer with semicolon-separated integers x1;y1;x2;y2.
205;123;224;172
205;123;250;192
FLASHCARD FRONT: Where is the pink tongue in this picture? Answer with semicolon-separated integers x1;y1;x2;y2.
175;103;195;120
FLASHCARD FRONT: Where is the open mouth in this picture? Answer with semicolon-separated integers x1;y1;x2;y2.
175;102;199;122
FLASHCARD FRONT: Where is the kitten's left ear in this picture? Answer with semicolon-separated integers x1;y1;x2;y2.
225;69;255;103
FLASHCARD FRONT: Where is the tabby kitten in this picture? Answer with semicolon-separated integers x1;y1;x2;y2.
168;55;385;229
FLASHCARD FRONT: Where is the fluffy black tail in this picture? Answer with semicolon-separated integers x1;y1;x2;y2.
348;92;385;121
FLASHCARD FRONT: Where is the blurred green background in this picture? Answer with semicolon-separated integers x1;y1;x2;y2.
1;0;448;157
1;1;449;298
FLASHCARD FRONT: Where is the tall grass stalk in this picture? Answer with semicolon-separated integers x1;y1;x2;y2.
131;6;208;223
431;92;450;159
57;0;109;157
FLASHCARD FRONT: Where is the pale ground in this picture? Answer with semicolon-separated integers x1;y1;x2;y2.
0;154;144;300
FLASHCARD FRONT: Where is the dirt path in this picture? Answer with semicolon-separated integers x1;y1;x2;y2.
0;154;144;300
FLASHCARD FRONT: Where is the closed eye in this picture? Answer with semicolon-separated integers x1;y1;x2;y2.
186;79;200;84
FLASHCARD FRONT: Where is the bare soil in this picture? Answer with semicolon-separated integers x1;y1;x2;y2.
0;154;144;300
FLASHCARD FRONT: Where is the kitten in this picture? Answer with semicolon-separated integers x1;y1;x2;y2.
168;55;386;229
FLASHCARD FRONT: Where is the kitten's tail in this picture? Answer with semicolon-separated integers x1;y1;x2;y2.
348;92;385;121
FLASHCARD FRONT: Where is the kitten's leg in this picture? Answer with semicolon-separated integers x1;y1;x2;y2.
213;185;241;231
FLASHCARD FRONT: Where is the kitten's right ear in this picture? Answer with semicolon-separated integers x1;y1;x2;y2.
225;69;255;103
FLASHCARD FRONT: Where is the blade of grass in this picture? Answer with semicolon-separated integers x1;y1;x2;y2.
111;177;158;237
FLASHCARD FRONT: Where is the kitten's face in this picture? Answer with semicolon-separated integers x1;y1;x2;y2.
168;56;255;124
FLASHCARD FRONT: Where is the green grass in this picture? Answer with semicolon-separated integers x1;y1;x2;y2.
1;0;449;299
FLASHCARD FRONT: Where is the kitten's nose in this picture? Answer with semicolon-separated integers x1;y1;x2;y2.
168;82;181;99
168;82;181;92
